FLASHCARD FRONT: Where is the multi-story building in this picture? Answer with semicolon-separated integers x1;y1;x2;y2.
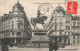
47;5;72;46
0;1;80;47
71;16;80;46
0;1;32;45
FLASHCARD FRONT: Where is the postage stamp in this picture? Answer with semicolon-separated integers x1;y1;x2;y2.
67;1;78;14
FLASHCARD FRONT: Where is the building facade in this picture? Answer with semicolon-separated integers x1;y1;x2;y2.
47;5;80;46
47;5;72;46
0;1;32;46
71;16;80;46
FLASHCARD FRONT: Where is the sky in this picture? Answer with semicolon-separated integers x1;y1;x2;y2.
0;0;80;29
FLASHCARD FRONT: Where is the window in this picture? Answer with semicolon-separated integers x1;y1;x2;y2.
77;40;79;44
77;22;80;26
59;31;62;35
55;19;57;23
66;20;70;23
12;32;14;36
6;22;7;26
73;35;75;39
73;22;76;26
59;25;62;30
66;26;70;30
73;40;75;44
60;19;62;20
12;25;13;29
4;22;5;26
68;32;70;35
12;21;14;29
59;22;63;24
77;35;80;39
12;21;13;23
17;23;23;29
66;26;67;30
18;23;21;29
17;32;21;37
55;19;57;21
4;27;5;30
55;26;57;30
4;34;5;37
68;26;70;30
9;33;10;37
8;22;10;25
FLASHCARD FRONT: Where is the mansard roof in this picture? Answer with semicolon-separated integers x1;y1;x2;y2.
14;1;23;8
56;5;64;10
0;1;26;21
72;16;80;20
0;14;10;21
13;1;24;13
54;5;66;14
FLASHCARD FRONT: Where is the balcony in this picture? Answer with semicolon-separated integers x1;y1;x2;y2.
59;22;63;24
9;29;14;32
17;32;23;38
13;28;24;32
72;26;80;28
17;36;23;38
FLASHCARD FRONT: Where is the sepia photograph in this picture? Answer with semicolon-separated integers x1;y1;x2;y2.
0;0;80;51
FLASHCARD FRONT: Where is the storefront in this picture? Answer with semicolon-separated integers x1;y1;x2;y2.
48;30;68;48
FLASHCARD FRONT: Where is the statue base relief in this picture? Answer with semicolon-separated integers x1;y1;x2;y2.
31;29;49;48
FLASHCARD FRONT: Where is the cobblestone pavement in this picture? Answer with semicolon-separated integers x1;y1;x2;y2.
8;46;78;51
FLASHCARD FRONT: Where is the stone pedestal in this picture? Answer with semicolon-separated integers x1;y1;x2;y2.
31;29;49;48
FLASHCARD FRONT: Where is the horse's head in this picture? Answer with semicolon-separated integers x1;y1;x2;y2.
42;16;48;21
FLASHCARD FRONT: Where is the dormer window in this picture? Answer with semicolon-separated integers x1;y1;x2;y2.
13;7;18;12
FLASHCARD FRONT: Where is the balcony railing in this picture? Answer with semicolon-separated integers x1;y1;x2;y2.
72;26;80;28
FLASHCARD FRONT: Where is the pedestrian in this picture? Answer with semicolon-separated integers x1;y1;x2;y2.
49;40;53;51
54;37;58;51
49;38;55;51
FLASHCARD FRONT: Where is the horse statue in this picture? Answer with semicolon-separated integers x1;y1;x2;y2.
30;16;48;29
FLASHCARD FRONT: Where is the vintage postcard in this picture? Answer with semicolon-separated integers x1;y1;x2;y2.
0;0;80;51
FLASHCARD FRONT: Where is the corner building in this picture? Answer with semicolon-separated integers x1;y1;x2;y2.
0;1;32;45
47;5;72;47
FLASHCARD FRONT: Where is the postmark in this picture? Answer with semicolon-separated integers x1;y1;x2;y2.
38;3;53;17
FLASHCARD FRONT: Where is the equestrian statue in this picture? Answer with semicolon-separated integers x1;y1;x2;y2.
30;10;48;29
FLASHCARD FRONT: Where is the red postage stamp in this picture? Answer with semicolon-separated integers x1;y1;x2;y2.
67;1;78;14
